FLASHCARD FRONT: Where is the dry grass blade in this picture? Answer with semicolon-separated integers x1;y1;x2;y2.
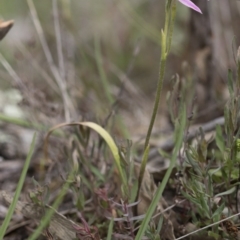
0;190;78;240
17;43;60;95
0;53;28;92
27;0;74;122
52;0;66;80
43;121;128;194
0;19;28;93
0;20;14;41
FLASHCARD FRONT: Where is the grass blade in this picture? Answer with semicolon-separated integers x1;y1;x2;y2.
0;132;36;239
44;122;128;196
106;219;114;240
135;106;186;239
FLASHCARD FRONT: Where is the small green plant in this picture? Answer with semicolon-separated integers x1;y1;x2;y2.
174;47;240;239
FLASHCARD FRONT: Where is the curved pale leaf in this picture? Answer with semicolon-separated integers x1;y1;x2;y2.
44;122;127;190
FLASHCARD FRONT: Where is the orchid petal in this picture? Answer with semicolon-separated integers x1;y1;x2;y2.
178;0;202;14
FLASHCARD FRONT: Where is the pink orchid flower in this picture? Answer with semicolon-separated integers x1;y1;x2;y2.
178;0;202;14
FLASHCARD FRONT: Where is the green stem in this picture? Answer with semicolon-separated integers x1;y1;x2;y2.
167;2;177;53
144;58;166;149
137;2;177;237
144;1;176;150
94;36;113;105
237;47;240;93
0;133;36;239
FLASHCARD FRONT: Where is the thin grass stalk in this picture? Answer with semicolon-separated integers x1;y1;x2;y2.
0;52;28;93
143;1;175;150
17;43;60;95
94;36;113;104
136;145;149;200
27;0;74;122
0;133;36;239
135;3;177;232
52;0;66;80
144;57;166;150
106;219;114;240
166;1;176;54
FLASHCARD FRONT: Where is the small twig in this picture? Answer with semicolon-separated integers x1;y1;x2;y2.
5;219;32;235
148;116;225;160
176;211;240;240
133;200;186;231
152;199;186;220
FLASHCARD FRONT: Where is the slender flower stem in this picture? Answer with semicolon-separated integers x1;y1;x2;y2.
144;58;166;149
138;3;178;236
144;1;176;150
167;2;177;54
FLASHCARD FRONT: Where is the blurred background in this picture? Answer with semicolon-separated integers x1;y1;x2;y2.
2;1;240;239
0;0;240;154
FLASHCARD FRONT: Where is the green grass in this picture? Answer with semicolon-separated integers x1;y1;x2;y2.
0;133;36;239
